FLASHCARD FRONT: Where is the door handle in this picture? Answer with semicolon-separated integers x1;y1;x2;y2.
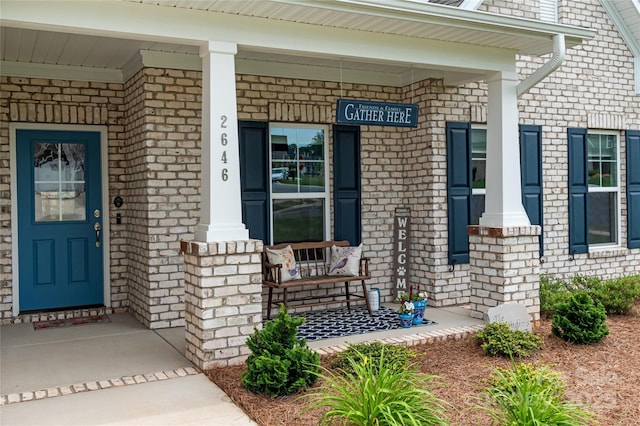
94;222;101;247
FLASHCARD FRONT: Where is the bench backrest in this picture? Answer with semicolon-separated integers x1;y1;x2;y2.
263;240;351;278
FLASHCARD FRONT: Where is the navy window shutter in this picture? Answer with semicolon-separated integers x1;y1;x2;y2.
333;125;362;246
239;121;270;242
446;122;472;265
519;125;544;257
627;130;640;249
568;128;589;255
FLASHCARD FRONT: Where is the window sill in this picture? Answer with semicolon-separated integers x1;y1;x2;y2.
588;247;627;259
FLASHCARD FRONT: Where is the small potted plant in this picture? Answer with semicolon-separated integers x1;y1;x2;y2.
408;285;428;325
396;292;415;328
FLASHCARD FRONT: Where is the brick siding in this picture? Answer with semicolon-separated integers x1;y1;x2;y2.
121;68;202;328
1;0;639;323
516;0;640;280
0;77;128;321
182;239;263;367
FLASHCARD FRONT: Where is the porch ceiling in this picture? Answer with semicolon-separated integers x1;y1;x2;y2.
1;0;595;86
130;0;591;54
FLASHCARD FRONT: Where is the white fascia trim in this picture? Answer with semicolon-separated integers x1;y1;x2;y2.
273;0;595;41
1;50;197;84
598;1;640;56
2;0;595;53
459;0;485;10
598;0;640;94
141;50;201;70
0;61;123;83
120;50;203;81
1;49;486;87
0;1;517;74
123;50;414;86
636;56;640;94
237;58;404;86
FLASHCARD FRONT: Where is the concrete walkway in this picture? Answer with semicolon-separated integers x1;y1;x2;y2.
0;307;483;425
0;313;257;425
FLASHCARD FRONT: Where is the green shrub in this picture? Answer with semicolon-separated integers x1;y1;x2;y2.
552;292;609;345
486;361;565;396
242;305;319;397
541;274;640;317
478;361;596;425
475;322;543;358
583;275;640;315
540;275;574;317
330;342;415;376
306;348;448;425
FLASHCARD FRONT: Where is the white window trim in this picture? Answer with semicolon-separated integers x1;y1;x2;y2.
471;124;487;196
470;124;487;226
268;123;331;244
587;130;621;250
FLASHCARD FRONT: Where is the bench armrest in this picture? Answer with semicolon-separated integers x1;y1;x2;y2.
263;262;283;284
359;256;370;276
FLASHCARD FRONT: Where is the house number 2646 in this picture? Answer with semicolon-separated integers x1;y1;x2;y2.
220;115;228;182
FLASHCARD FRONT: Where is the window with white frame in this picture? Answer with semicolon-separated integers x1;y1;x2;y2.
587;131;620;246
471;126;487;225
269;124;329;244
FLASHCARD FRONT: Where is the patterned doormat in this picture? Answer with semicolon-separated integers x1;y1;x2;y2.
33;315;111;330
295;306;436;342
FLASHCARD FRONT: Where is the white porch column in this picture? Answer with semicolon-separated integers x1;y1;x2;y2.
195;41;249;242
480;71;531;227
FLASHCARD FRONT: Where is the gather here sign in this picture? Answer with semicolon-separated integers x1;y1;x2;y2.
336;99;419;128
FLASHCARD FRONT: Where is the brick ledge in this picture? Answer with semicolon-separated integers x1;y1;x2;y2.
588;247;628;259
1;307;125;326
0;367;200;406
180;239;263;256
313;324;486;356
467;225;541;237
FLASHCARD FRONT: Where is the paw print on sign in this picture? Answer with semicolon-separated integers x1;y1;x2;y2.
397;266;406;276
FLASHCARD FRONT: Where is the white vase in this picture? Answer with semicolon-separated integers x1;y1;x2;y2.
368;287;380;311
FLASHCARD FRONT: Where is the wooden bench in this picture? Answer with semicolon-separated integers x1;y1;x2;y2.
262;241;372;319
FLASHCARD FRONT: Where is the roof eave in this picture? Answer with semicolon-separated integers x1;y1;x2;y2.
598;0;640;57
272;0;597;51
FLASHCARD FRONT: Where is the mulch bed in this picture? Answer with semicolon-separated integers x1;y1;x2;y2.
206;301;640;425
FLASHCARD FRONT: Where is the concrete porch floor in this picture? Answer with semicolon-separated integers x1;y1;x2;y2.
307;304;485;351
0;306;483;425
0;313;257;426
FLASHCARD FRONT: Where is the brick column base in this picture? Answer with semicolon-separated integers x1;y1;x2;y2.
180;239;263;369
468;226;541;325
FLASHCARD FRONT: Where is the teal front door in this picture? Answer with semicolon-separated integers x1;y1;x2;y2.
17;129;104;312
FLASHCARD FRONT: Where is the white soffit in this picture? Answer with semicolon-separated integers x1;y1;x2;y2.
125;0;594;54
1;0;595;84
599;0;640;94
599;0;640;56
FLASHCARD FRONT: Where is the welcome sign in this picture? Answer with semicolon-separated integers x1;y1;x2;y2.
392;207;411;299
336;99;419;128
